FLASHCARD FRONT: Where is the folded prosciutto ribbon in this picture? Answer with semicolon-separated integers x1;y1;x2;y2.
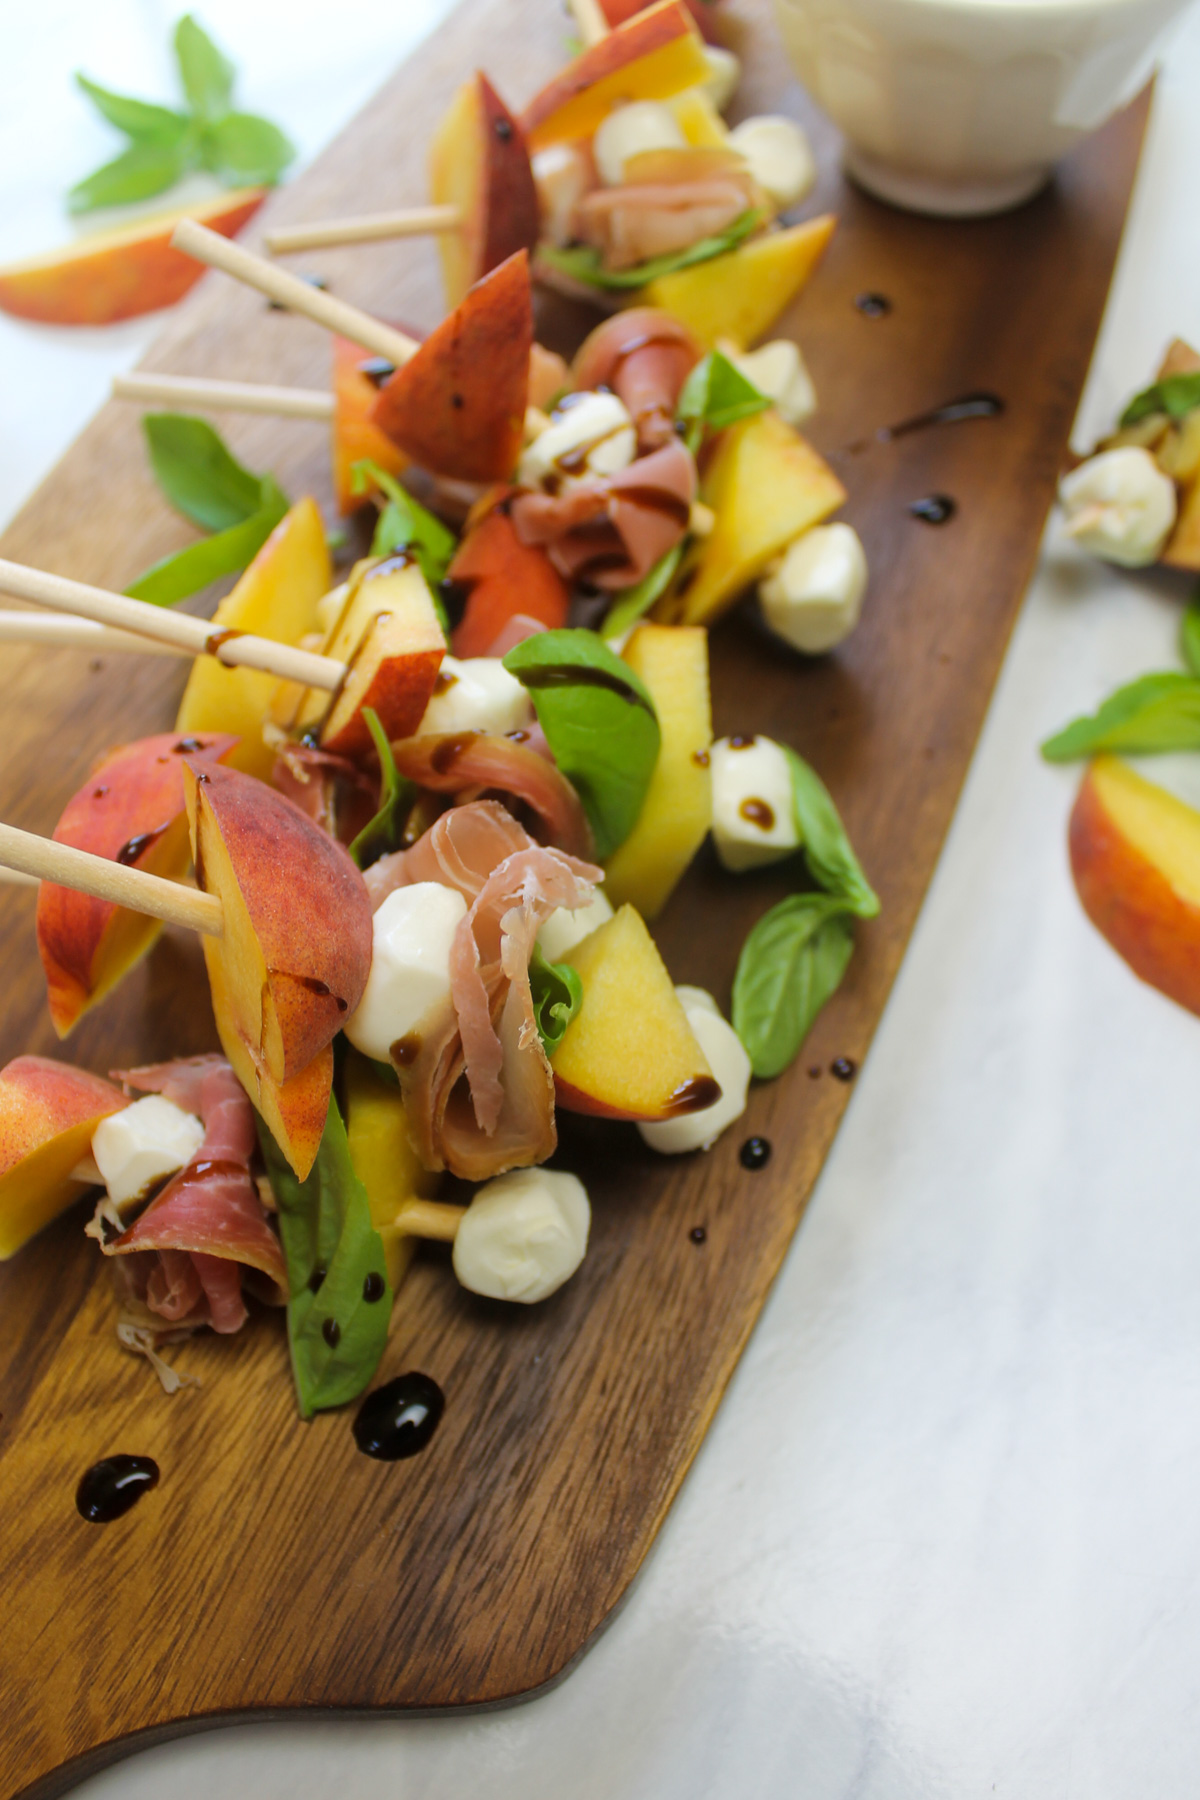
96;1056;286;1336
365;801;602;1181
510;438;697;591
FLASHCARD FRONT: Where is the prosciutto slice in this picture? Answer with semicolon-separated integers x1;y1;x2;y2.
572;308;701;450
385;731;594;860
510;438;697;590
271;739;378;846
367;802;602;1180
574;175;757;274
99;1056;286;1336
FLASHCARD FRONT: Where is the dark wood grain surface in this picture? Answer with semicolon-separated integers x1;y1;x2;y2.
0;2;1149;1793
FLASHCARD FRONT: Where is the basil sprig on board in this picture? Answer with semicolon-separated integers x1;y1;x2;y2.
126;414;290;605
538;209;763;292
349;709;416;871
677;349;771;455
69;15;294;215
732;749;877;1079
503;629;661;857
257;1098;391;1420
1041;671;1200;761
529;945;583;1056
1119;372;1200;429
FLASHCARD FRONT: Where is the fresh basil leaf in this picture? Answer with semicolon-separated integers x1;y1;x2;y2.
677;349;771;444
529;943;583;1057
538;208;763;291
74;75;191;145
503;629;661;858
174;14;236;121
349;708;416;870
66;140;188;215
732;894;855;1079
353;459;456;594
1040;672;1200;761
783;747;879;917
200;111;294;185
1120;372;1200;428
256;1097;391;1420
1182;597;1200;677
600;543;684;641
143;413;266;531
125;479;288;604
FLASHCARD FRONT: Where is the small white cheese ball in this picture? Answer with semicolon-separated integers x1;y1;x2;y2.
537;888;614;963
700;45;741;113
727;115;816;210
315;582;349;638
759;522;868;654
532;142;594;247
517;390;637;493
92;1095;205;1209
711;734;800;872
722;337;816;427
418;655;534;737
639;989;751;1154
1059;446;1177;567
344;882;468;1063
452;1168;590;1303
593;100;686;187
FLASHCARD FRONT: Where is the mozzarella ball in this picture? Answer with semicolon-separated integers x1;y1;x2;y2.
343;883;467;1063
593;101;686;187
92;1095;205;1209
532;142;594;247
639;989;751;1154
759;523;868;654
517;390;637;493
722;337;816;427
537;888;614;963
711;734;800;871
1059;446;1177;566
700;45;741;113
417;655;535;737
727;115;816;210
452;1168;590;1303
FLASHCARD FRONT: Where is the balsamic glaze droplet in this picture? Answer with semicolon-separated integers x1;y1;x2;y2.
494;116;513;140
689;1225;707;1245
76;1454;159;1523
174;736;205;754
739;1136;772;1171
855;291;892;318
830;1057;858;1082
92;785;110;800
909;494;956;525
362;1270;386;1303
353;1372;445;1461
438;576;470;625
322;1317;341;1348
308;1266;327;1293
808;1065;822;1080
358;356;396;387
450;392;465;410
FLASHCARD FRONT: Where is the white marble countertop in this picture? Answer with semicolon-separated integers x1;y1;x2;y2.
4;2;1200;1794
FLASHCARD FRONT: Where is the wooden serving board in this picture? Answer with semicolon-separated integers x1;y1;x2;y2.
0;2;1149;1791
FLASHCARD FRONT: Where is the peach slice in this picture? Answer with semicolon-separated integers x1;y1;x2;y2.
0;1058;128;1258
553;903;716;1119
521;0;710;152
641;215;836;349
448;504;569;657
343;1048;440;1292
317;557;446;756
429;72;540;310
371;251;533;483
331;334;411;517
600;0;724;43
37;730;237;1038
1069;755;1200;1016
0;188;265;326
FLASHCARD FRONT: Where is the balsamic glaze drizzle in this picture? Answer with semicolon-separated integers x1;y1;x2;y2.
76;1455;159;1523
353;1373;445;1461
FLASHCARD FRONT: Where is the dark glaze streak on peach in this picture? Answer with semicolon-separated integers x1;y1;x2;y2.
662;1075;722;1117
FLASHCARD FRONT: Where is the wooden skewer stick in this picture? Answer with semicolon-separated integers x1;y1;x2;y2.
0;559;346;692
0;611;186;656
567;0;611;47
265;205;463;257
113;371;333;420
172;219;421;367
0;822;223;936
393;1200;468;1242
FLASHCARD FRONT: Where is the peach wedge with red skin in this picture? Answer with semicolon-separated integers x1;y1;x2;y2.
429;72;540;310
0;1058;128;1258
521;0;709;151
318;558;446;757
37;730;238;1038
331;333;411;517
1069;755;1200;1016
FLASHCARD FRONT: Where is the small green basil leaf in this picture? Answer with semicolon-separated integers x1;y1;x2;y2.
349;708;416;870
732;894;855;1079
529;943;583;1056
174;14;236;121
200;111;295;185
538;208;763;291
1181;597;1200;677
677;349;771;439
66;140;188;215
503;629;661;858
142;413;267;531
1040;672;1200;761
74;75;192;144
125;479;289;605
353;459;456;596
1120;372;1200;428
600;542;684;641
256;1097;391;1420
784;746;879;917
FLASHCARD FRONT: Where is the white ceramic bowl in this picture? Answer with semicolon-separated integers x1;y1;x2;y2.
773;0;1193;216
